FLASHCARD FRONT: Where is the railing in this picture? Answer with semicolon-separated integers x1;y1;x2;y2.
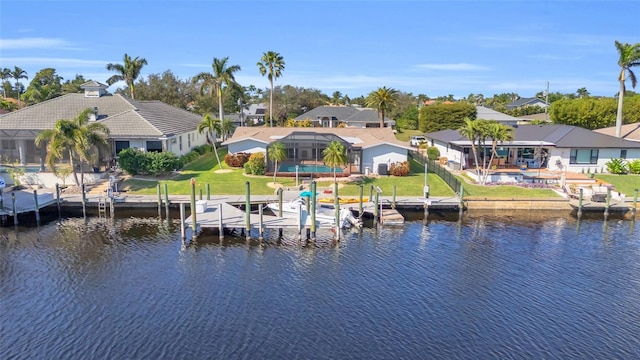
410;151;461;194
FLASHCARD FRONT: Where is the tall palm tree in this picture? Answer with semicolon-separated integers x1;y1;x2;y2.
1;67;11;98
11;66;28;107
614;41;640;137
484;122;514;183
194;57;241;121
197;114;223;169
576;87;590;99
322;140;348;182
257;51;285;127
365;86;398;128
35;108;110;186
268;141;287;184
458;118;483;180
219;118;236;141
106;53;148;99
331;91;342;105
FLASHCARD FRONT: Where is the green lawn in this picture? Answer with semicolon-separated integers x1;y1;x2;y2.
121;148;561;198
394;128;423;142
595;174;640;197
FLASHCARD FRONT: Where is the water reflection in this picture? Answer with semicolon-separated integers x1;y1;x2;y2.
1;213;639;359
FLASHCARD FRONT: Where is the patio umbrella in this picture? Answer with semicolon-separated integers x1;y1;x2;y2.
300;191;317;197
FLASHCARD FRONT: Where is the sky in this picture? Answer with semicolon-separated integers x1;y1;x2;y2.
1;0;639;99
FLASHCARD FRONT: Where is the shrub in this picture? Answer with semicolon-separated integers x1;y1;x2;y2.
179;150;200;165
389;161;410;176
117;148;148;175
627;159;640;174
427;146;440;160
225;152;250;167
192;144;212;155
605;158;628;175
147;152;182;176
245;152;265;175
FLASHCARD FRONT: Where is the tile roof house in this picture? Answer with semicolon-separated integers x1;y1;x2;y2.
475;106;520;126
423;124;640;173
0;81;207;166
593;123;640;142
294;105;393;128
223;127;411;175
505;97;548;110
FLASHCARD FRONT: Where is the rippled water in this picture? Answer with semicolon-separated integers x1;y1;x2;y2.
1;213;639;359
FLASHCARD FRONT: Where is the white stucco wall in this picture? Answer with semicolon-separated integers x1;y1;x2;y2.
362;144;408;174
547;147;640;173
430;140;464;166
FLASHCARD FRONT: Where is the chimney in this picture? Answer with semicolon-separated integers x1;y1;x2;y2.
89;106;98;121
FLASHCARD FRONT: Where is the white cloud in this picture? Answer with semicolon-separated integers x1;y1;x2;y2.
416;63;490;71
0;37;73;49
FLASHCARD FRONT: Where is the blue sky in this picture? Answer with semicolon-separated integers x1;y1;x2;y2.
1;0;638;99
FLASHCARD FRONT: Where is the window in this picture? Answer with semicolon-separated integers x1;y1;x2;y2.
179;136;182;151
115;141;130;154
146;141;163;153
187;133;191;148
621;149;627;159
570;149;598;164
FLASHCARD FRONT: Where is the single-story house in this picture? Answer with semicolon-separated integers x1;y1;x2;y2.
0;81;207;167
505;97;548;110
294;105;393;128
476;106;520;127
594;122;640;142
222;127;411;175
423;124;640;173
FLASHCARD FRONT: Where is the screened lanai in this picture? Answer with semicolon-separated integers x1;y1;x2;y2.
266;131;362;174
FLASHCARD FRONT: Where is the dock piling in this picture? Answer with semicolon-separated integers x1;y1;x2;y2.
392;185;396;209
311;182;317;241
199;188;203;201
218;203;224;240
577;188;584;218
297;202;303;240
206;183;211;200
632;189;638;217
334;182;340;241
245;181;251;240
259;205;264;240
81;184;87;219
179;202;186;240
12;192;18;225
157;184;162;214
604;187;611;218
55;183;61;217
164;183;169;218
33;190;40;224
358;184;363;217
190;178;197;237
458;184;464;216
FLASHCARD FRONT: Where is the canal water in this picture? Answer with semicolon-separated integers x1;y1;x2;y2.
1;212;639;359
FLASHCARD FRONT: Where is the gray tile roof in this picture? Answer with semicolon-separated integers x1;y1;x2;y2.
594;122;640;142
0;92;203;138
294;105;391;124
506;97;547;108
425;124;640;149
475;106;520;123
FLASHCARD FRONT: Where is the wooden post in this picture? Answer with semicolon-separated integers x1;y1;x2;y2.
577;188;584;218
81;184;87;219
311;181;317;240
458;184;464;216
245;181;251;240
277;187;283;238
632;189;638;217
297;202;303;241
258;205;264;240
55;183;61;218
190;178;197;236
392;184;396;209
604;187;611;218
109;196;114;217
179;202;186;240
358;184;364;217
164;183;169;218
369;185;373;200
157;183;162;213
199;188;203;201
374;189;379;224
12;192;18;225
33;190;40;224
206;183;211;200
218;203;224;240
334;182;340;240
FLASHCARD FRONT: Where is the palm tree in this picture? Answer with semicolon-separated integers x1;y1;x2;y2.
576;87;590;99
219;118;236;141
1;67;11;97
322;140;348;182
458;118;483;180
194;57;241;121
257;51;285;127
106;53;148;99
268;141;287;184
484;122;514;183
614;41;640;137
365;86;398;128
11;66;28;107
197;114;223;169
34;108;110;186
331;91;342;105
